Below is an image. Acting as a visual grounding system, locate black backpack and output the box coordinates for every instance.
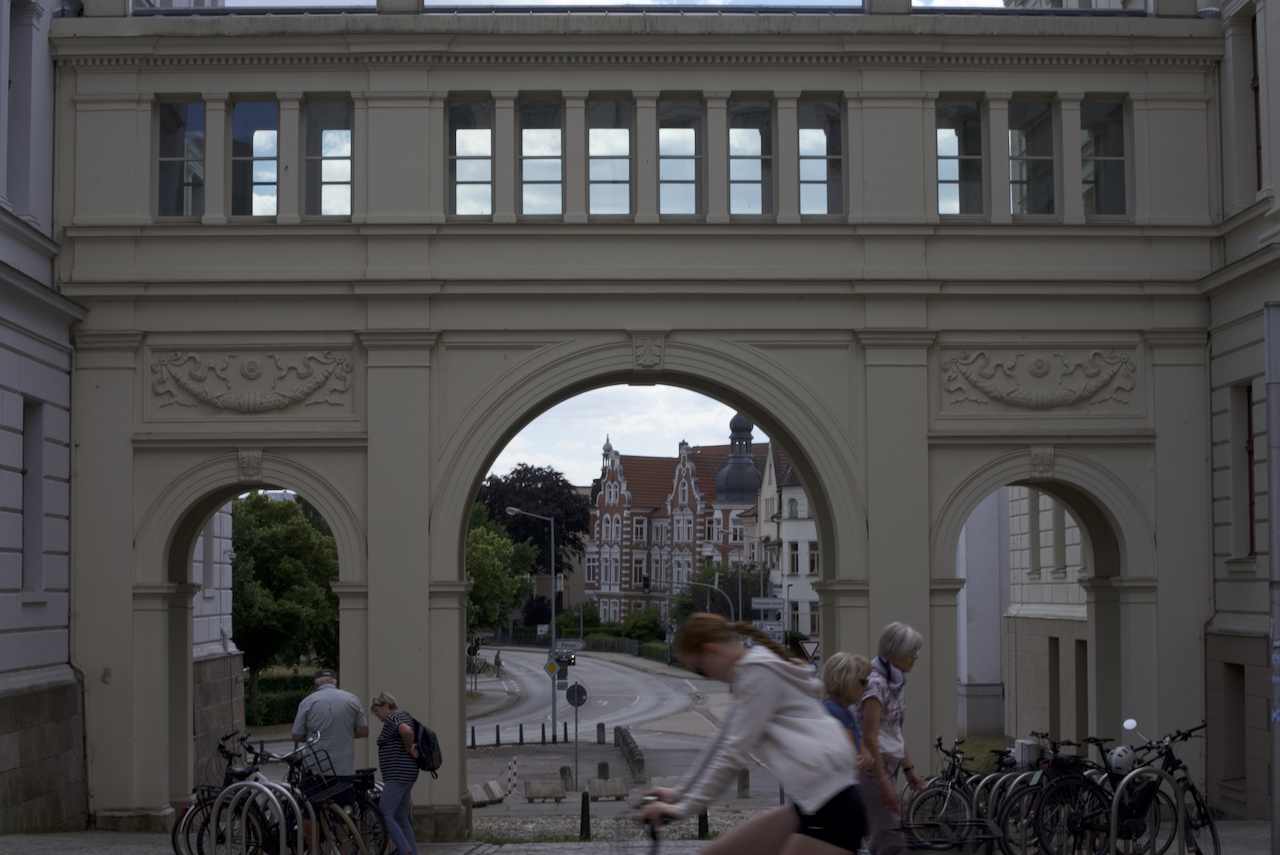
[410,717,442,779]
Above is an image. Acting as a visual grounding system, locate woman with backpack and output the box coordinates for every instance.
[637,613,867,855]
[370,692,420,855]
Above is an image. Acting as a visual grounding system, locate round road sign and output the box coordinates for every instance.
[566,683,588,707]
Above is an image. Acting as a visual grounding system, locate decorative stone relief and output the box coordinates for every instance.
[150,351,353,415]
[941,348,1138,413]
[1029,446,1054,481]
[632,336,665,370]
[239,450,263,483]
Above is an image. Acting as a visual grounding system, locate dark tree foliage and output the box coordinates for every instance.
[231,493,339,717]
[521,595,552,627]
[295,495,333,538]
[477,464,591,576]
[556,601,601,637]
[671,563,766,625]
[620,605,667,643]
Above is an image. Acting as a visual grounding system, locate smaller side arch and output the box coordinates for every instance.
[135,451,367,587]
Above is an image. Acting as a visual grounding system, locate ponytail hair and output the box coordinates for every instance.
[676,612,802,664]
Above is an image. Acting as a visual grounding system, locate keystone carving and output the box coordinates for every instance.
[942,349,1137,410]
[632,337,665,370]
[239,450,263,483]
[1029,446,1055,481]
[150,351,353,413]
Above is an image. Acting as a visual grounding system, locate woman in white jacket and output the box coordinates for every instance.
[638,613,867,855]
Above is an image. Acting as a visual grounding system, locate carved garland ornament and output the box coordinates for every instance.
[151,351,353,413]
[942,349,1137,410]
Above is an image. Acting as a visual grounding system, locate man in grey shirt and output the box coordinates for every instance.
[292,668,369,779]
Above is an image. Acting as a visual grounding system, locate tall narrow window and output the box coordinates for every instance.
[519,101,562,216]
[729,101,772,215]
[659,101,702,215]
[589,100,631,215]
[449,101,493,216]
[158,103,205,217]
[1231,384,1257,557]
[1252,17,1262,191]
[1081,102,1125,216]
[808,541,819,575]
[305,102,352,217]
[936,101,983,215]
[789,542,799,574]
[1009,101,1054,215]
[21,401,44,592]
[231,103,278,216]
[798,101,842,216]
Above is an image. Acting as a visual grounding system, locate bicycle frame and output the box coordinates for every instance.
[1108,767,1184,855]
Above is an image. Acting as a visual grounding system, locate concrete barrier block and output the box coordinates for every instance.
[587,778,630,801]
[467,784,492,807]
[524,780,567,803]
[483,781,506,803]
[647,776,680,789]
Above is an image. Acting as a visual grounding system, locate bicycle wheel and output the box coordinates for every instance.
[1180,782,1220,855]
[315,801,368,855]
[174,798,213,855]
[352,794,389,855]
[906,783,974,846]
[195,800,266,855]
[1128,786,1177,855]
[1035,778,1110,855]
[997,785,1043,855]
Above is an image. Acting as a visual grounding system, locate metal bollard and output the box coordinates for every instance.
[698,809,709,839]
[496,725,501,747]
[519,723,524,745]
[597,722,605,745]
[598,761,609,781]
[779,784,785,805]
[564,722,568,743]
[470,726,475,749]
[579,791,591,841]
[542,723,546,745]
[737,769,749,798]
[560,765,574,791]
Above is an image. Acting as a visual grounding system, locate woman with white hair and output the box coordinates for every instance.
[853,622,926,855]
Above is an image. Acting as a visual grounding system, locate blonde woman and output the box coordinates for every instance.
[819,653,873,776]
[370,692,420,855]
[853,622,927,855]
[638,613,867,855]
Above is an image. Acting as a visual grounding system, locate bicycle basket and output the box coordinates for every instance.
[297,749,351,804]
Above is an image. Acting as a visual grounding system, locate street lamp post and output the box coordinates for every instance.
[507,506,558,745]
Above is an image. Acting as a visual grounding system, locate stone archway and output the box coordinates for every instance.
[930,446,1158,744]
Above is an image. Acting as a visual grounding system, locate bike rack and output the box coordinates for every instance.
[211,781,286,855]
[1108,767,1185,855]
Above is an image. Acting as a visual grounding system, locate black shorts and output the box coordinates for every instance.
[792,785,867,853]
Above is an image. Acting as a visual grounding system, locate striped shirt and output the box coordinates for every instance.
[376,710,420,784]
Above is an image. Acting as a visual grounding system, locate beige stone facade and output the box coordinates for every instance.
[41,0,1277,834]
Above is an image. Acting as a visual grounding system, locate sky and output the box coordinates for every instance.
[486,384,769,487]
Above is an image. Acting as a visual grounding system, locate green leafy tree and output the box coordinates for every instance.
[556,601,601,637]
[465,503,533,636]
[477,464,591,579]
[620,605,667,643]
[231,493,339,718]
[671,564,765,625]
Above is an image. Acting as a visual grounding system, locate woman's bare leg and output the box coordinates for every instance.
[701,805,800,855]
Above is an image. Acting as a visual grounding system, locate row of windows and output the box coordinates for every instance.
[157,93,1127,221]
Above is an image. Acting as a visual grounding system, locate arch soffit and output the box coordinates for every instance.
[432,335,867,576]
[929,448,1155,582]
[135,452,367,587]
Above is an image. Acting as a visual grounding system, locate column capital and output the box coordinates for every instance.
[359,329,441,350]
[277,93,304,105]
[1055,92,1085,104]
[563,92,589,102]
[634,91,661,102]
[202,94,230,107]
[855,329,938,348]
[984,92,1012,103]
[492,92,519,103]
[774,92,802,103]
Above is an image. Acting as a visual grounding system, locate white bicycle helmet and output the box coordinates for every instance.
[1108,745,1137,775]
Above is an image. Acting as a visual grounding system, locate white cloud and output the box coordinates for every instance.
[487,384,769,487]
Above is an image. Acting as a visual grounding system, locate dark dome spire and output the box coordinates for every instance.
[715,413,762,503]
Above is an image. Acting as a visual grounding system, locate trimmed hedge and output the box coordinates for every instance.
[247,689,311,727]
[639,642,669,664]
[258,674,315,694]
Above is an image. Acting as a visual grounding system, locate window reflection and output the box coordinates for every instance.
[729,101,771,216]
[450,102,493,216]
[659,102,701,215]
[589,100,632,215]
[232,102,278,216]
[520,102,563,216]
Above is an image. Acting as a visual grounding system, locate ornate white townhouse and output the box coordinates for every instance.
[0,0,1265,837]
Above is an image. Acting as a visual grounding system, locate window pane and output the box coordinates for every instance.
[456,129,491,157]
[456,184,492,216]
[252,186,277,216]
[659,128,695,156]
[321,129,352,158]
[253,161,277,183]
[938,182,960,215]
[523,159,562,181]
[519,101,562,130]
[959,160,983,214]
[660,183,696,215]
[937,101,982,156]
[937,128,959,158]
[799,160,826,182]
[798,128,826,157]
[321,184,350,216]
[590,159,630,181]
[800,183,827,216]
[798,101,841,155]
[1081,102,1125,158]
[523,184,562,215]
[159,103,204,158]
[730,183,762,215]
[449,102,492,151]
[938,159,959,182]
[1009,101,1053,157]
[729,128,761,157]
[1011,158,1055,214]
[590,183,630,215]
[321,160,351,183]
[730,159,761,181]
[1087,160,1126,215]
[231,161,252,215]
[660,159,696,181]
[158,161,204,217]
[588,100,632,131]
[522,129,562,157]
[232,103,277,158]
[590,128,629,156]
[457,159,491,182]
[252,130,278,158]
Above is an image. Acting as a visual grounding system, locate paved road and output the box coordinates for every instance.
[466,648,719,744]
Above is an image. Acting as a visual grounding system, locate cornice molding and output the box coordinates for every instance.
[856,329,938,348]
[357,329,441,350]
[74,329,145,351]
[54,51,1218,72]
